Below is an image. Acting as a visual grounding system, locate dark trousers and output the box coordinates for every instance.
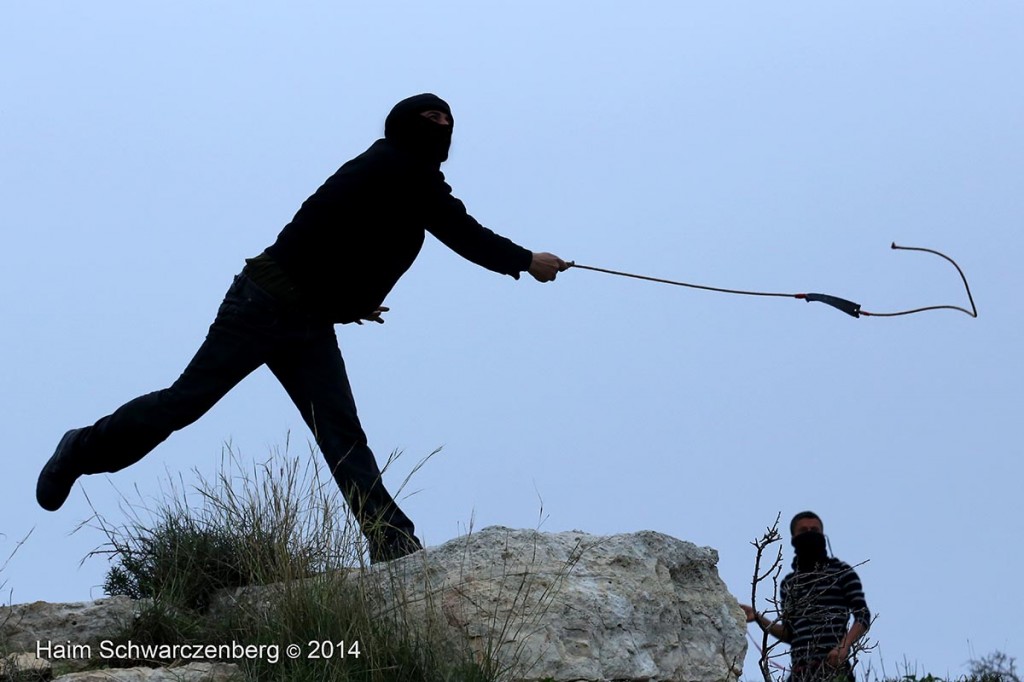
[75,274,416,545]
[789,661,855,682]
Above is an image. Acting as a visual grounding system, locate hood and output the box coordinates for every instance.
[384,93,454,165]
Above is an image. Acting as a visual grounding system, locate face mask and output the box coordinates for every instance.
[384,93,454,165]
[791,531,827,570]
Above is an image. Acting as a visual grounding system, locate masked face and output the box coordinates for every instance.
[384,93,454,164]
[791,531,828,571]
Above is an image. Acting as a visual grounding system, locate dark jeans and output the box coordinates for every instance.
[75,274,416,545]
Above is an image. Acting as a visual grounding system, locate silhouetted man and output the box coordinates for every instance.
[38,93,568,562]
[741,511,871,682]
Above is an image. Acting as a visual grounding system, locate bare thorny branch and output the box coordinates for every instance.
[749,513,786,682]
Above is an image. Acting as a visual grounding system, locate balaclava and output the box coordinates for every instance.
[384,93,454,165]
[791,532,828,571]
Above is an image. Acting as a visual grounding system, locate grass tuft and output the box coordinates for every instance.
[89,441,490,680]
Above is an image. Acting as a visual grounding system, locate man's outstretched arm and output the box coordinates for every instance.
[424,177,567,280]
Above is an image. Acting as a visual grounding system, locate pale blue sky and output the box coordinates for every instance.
[3,2,1021,677]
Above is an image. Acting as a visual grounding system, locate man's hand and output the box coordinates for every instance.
[355,306,389,324]
[739,604,757,623]
[826,645,849,667]
[528,252,569,282]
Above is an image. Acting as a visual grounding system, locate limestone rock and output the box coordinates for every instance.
[0,597,138,659]
[1,652,53,681]
[52,662,238,681]
[3,528,746,682]
[367,526,747,682]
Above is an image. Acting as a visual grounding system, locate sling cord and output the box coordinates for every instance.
[567,242,977,319]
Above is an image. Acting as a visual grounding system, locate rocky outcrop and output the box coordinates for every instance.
[362,527,746,682]
[1,597,139,656]
[2,528,746,682]
[0,597,239,681]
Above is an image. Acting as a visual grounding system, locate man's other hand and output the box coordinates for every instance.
[355,306,389,324]
[528,252,569,282]
[826,645,849,667]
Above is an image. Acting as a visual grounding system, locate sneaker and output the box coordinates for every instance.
[369,532,424,565]
[37,428,86,511]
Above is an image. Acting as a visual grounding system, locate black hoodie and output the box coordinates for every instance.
[263,94,533,324]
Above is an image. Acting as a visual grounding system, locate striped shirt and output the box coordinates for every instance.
[780,558,871,666]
